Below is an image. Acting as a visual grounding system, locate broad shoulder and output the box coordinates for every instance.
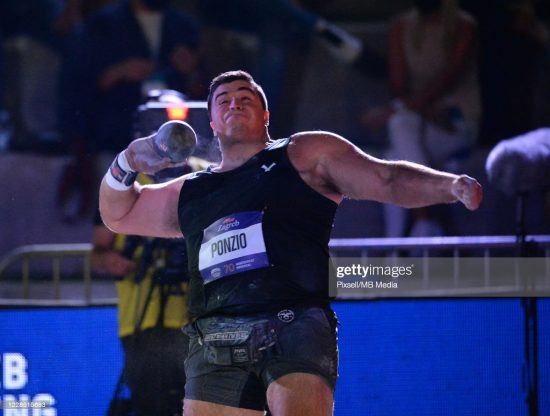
[288,130,352,162]
[288,130,349,149]
[287,130,356,178]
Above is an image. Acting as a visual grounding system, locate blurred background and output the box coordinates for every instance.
[1,0,549,252]
[0,0,550,415]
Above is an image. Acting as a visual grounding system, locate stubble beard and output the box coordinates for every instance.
[218,124,268,147]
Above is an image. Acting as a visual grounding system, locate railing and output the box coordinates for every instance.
[0,243,96,306]
[1,236,549,305]
[329,235,550,256]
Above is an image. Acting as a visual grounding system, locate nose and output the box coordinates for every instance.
[229,97,241,110]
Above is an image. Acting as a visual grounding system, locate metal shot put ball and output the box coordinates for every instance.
[153,120,197,162]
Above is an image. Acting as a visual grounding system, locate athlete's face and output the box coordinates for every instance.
[209,80,269,143]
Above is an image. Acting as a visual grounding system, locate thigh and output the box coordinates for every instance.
[183,399,263,416]
[262,307,339,391]
[266,373,333,416]
[183,323,267,411]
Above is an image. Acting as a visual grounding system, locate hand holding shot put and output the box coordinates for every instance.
[125,120,197,174]
[100,70,482,416]
[100,120,198,236]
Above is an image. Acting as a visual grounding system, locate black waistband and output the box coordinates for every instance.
[194,299,332,321]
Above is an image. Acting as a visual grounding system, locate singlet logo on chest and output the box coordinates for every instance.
[198,211,270,284]
[261,162,276,172]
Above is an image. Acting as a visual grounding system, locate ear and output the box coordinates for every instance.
[264,111,270,127]
[209,120,217,135]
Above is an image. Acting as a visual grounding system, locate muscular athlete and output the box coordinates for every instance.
[100,70,482,416]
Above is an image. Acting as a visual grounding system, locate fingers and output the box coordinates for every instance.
[452,175,483,210]
[125,122,197,174]
[126,136,169,174]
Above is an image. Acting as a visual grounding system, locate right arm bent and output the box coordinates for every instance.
[99,126,195,238]
[99,176,185,238]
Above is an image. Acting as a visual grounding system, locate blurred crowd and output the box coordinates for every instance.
[0,0,549,237]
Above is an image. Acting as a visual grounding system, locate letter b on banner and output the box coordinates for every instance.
[2,353,28,389]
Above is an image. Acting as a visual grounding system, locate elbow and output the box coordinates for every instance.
[98,204,127,234]
[99,213,121,234]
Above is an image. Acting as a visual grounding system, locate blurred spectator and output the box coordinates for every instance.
[0,1,114,153]
[57,0,205,220]
[362,0,481,237]
[91,88,212,415]
[51,0,115,38]
[196,0,386,136]
[92,162,211,415]
[0,0,67,150]
[92,209,191,416]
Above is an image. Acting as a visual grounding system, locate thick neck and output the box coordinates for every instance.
[215,137,268,172]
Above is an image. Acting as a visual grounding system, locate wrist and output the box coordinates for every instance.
[105,151,137,191]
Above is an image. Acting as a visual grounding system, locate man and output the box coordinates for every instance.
[363,0,481,238]
[99,70,482,415]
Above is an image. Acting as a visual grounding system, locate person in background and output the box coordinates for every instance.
[92,193,189,415]
[363,0,481,237]
[92,157,209,416]
[92,87,214,415]
[196,0,386,137]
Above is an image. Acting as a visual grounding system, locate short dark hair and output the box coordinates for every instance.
[207,70,268,117]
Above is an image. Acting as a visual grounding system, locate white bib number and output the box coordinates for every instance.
[199,211,270,284]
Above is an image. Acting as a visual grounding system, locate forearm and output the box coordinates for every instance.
[382,160,458,208]
[327,146,457,207]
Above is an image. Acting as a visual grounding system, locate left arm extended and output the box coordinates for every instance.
[289,132,482,209]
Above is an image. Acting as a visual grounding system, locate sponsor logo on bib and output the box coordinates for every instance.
[199,211,270,284]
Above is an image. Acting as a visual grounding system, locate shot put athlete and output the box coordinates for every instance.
[100,70,482,416]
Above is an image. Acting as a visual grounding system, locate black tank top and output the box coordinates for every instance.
[178,138,338,319]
